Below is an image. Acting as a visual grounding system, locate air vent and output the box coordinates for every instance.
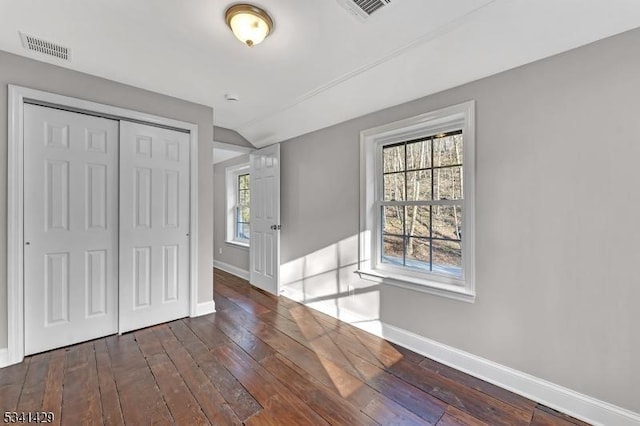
[337,0,392,20]
[20,32,70,61]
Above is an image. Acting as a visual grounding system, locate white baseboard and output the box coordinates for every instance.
[194,300,216,317]
[288,294,640,426]
[214,259,250,280]
[0,348,8,368]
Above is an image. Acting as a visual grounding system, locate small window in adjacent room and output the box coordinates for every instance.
[226,163,250,247]
[358,101,476,302]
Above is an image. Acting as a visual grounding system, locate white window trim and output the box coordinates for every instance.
[358,100,476,303]
[225,163,250,248]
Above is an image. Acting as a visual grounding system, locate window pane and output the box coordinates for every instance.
[238,206,250,223]
[383,206,404,235]
[384,172,405,201]
[406,237,431,270]
[239,189,250,206]
[237,223,250,240]
[382,235,404,265]
[432,240,462,278]
[405,206,430,237]
[433,134,463,167]
[406,170,432,200]
[383,144,405,173]
[434,166,462,200]
[432,205,462,241]
[406,140,431,170]
[239,174,250,190]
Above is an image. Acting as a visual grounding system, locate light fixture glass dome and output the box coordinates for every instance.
[225,4,273,47]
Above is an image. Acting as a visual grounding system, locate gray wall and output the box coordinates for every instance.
[214,126,254,148]
[279,28,640,413]
[213,154,251,271]
[0,50,214,349]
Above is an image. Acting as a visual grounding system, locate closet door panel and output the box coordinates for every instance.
[24,104,118,355]
[119,121,190,333]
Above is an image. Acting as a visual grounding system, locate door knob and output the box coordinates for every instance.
[270,225,281,230]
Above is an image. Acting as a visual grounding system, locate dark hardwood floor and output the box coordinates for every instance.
[0,268,590,425]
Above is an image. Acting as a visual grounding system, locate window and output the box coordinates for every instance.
[236,173,250,241]
[226,163,250,247]
[359,101,475,302]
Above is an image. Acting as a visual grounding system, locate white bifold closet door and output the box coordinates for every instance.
[118,121,190,333]
[24,105,191,356]
[24,104,119,355]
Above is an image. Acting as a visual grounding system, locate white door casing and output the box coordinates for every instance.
[118,121,191,333]
[249,144,280,295]
[23,105,119,355]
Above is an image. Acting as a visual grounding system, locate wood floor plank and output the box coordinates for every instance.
[530,407,579,426]
[214,289,245,312]
[0,357,30,412]
[532,406,591,426]
[184,315,233,349]
[344,350,448,424]
[174,320,262,421]
[258,307,372,379]
[212,343,330,425]
[419,356,537,413]
[17,351,51,412]
[105,334,174,425]
[60,342,102,425]
[387,356,532,426]
[215,281,271,316]
[257,310,319,350]
[437,406,489,426]
[216,307,368,398]
[271,352,380,412]
[201,310,276,362]
[217,271,295,322]
[389,341,426,365]
[94,339,125,426]
[214,345,327,425]
[260,354,377,425]
[214,293,363,380]
[146,352,209,425]
[243,394,318,426]
[363,393,437,425]
[41,348,66,426]
[155,324,243,425]
[244,410,284,426]
[134,327,210,425]
[133,327,165,358]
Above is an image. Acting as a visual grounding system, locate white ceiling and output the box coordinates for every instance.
[1,0,639,147]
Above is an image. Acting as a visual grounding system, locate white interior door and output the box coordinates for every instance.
[119,121,190,333]
[24,104,118,355]
[250,144,280,295]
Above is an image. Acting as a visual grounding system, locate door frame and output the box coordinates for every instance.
[6,85,200,366]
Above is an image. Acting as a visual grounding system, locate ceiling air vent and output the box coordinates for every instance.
[19,32,70,61]
[337,0,392,21]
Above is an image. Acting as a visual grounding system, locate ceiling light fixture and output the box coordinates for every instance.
[225,4,273,47]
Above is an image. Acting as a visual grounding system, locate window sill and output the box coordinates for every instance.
[354,269,475,303]
[225,240,250,250]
